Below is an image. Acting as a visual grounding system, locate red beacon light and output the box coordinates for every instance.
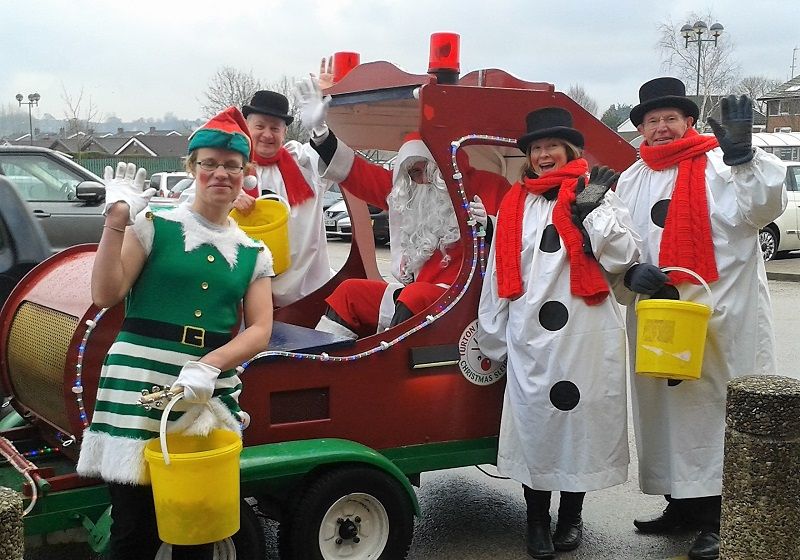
[428,32,460,84]
[332,51,361,83]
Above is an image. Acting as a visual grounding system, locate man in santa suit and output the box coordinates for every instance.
[233,90,336,307]
[294,78,510,337]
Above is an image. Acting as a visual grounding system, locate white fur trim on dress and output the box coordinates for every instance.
[77,430,152,485]
[157,205,263,269]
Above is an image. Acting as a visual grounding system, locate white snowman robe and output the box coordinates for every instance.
[477,190,641,492]
[249,141,336,307]
[614,147,787,498]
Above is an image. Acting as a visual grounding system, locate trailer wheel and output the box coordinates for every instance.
[153,499,265,560]
[287,466,414,559]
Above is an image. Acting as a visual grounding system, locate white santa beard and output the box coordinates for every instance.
[392,179,460,279]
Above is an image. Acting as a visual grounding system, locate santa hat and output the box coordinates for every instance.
[188,107,252,160]
[392,131,435,185]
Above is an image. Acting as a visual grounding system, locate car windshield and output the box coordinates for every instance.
[166,175,189,189]
[0,153,87,201]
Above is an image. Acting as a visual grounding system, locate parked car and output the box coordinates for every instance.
[168,177,195,198]
[324,199,390,245]
[323,183,344,210]
[760,161,800,260]
[0,146,106,253]
[148,171,190,196]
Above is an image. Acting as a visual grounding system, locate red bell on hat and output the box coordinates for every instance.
[333,51,361,83]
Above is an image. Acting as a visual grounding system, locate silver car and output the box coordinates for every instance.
[0,146,106,252]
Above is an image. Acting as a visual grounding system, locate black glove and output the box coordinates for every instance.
[707,95,754,166]
[573,166,620,224]
[624,264,668,295]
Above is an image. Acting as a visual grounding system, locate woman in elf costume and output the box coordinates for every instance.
[77,107,274,560]
[477,107,640,559]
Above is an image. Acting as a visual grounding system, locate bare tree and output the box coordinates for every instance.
[200,67,264,118]
[61,84,100,136]
[199,68,309,142]
[657,12,740,126]
[736,75,783,113]
[567,85,598,116]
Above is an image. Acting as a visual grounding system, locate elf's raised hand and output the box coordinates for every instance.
[103,162,155,225]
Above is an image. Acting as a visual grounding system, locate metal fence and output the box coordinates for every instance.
[75,156,185,177]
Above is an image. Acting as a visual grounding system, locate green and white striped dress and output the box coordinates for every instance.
[77,205,273,484]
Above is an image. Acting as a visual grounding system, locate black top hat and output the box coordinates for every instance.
[517,107,585,153]
[629,77,699,127]
[242,90,294,124]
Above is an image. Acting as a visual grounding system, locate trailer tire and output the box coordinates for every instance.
[230,498,266,559]
[288,466,414,559]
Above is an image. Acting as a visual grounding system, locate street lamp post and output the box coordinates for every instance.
[680,21,724,98]
[15,92,41,145]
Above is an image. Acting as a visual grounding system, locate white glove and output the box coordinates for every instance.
[295,76,331,140]
[103,162,156,225]
[469,195,488,228]
[173,361,221,404]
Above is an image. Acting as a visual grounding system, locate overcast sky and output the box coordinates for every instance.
[3,0,798,123]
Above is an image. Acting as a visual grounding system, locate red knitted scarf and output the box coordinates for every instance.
[639,128,720,285]
[495,158,609,305]
[251,147,314,207]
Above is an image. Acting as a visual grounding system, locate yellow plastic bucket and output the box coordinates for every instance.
[635,267,713,381]
[230,194,291,274]
[144,426,242,545]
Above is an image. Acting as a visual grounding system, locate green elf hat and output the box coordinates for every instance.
[188,106,252,160]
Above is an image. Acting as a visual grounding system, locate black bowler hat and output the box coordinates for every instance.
[242,90,294,124]
[629,77,699,127]
[517,107,585,154]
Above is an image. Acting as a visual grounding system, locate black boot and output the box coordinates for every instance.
[389,301,414,327]
[523,486,554,559]
[634,495,695,534]
[553,491,584,551]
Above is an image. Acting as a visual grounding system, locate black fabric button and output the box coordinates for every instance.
[550,381,580,411]
[652,284,680,300]
[539,224,561,253]
[650,199,671,228]
[539,301,569,331]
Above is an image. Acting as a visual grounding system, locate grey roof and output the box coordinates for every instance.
[759,76,800,101]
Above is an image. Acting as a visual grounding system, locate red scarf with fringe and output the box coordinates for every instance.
[249,147,314,207]
[495,158,609,305]
[639,128,720,285]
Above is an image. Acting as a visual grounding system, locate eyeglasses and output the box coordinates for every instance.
[642,115,684,130]
[196,160,244,175]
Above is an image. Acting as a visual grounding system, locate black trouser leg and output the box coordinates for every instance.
[389,301,414,327]
[107,483,162,560]
[671,495,721,531]
[557,491,585,525]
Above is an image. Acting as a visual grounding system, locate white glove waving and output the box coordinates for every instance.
[469,195,488,228]
[295,76,331,140]
[173,361,221,404]
[103,162,155,225]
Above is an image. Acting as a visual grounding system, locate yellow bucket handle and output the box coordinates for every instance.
[635,266,714,309]
[159,392,185,466]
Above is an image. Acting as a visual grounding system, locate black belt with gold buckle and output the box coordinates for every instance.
[121,318,231,349]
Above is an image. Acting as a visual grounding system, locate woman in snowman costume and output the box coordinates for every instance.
[477,107,640,559]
